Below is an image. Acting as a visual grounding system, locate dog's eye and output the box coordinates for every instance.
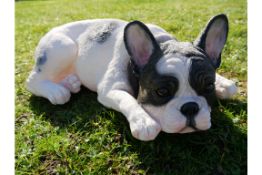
[205,83,215,93]
[156,87,170,97]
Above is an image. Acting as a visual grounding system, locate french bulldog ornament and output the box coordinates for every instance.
[26,14,237,141]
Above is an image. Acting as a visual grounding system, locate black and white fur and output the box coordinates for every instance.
[26,14,237,141]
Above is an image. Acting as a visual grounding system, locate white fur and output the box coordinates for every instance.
[26,19,237,141]
[215,73,238,99]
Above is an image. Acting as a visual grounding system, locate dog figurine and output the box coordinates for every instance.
[26,14,237,141]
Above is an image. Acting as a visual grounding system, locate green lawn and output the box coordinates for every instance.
[15,0,247,174]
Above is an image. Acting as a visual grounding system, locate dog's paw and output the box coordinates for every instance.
[60,74,81,93]
[46,84,71,105]
[129,111,161,141]
[215,79,238,99]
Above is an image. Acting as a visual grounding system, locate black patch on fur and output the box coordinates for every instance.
[127,44,179,106]
[137,65,179,106]
[88,22,117,44]
[35,52,47,73]
[127,41,179,106]
[124,21,180,106]
[36,52,47,66]
[124,20,179,105]
[127,59,140,98]
[189,58,217,106]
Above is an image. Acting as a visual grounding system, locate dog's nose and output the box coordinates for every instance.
[180,102,199,118]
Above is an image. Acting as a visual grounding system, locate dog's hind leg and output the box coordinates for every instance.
[26,33,81,104]
[215,73,238,99]
[59,74,81,93]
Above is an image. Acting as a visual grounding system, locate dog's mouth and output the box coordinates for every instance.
[179,126,195,133]
[178,126,205,133]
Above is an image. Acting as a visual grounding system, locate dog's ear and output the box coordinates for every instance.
[124,21,161,70]
[194,14,229,69]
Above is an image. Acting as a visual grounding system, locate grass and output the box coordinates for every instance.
[15,0,247,174]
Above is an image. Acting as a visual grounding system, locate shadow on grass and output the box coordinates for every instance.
[124,99,247,174]
[29,86,105,127]
[29,89,247,175]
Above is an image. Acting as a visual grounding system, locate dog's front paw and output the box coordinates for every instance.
[215,79,238,99]
[129,112,161,141]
